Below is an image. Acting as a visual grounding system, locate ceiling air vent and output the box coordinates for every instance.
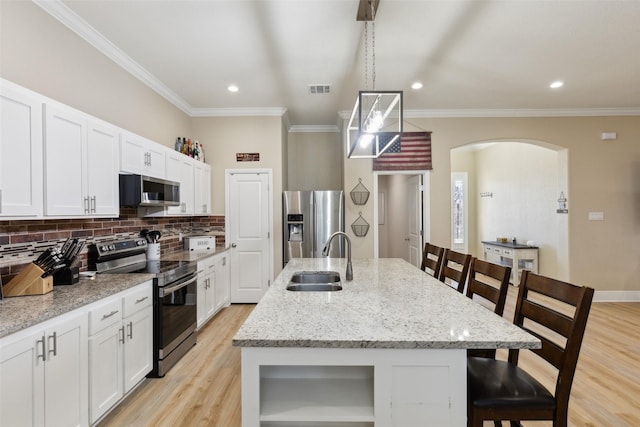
[309,84,331,94]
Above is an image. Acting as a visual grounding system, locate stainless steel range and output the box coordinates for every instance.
[88,238,197,377]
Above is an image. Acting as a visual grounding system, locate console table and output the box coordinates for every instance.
[482,241,539,285]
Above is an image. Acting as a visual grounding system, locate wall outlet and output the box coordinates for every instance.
[589,212,604,221]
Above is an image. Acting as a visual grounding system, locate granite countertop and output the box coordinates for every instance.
[233,258,540,350]
[0,273,155,339]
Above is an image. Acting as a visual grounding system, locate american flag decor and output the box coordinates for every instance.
[373,132,432,171]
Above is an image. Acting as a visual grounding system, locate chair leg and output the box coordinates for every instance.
[494,421,503,427]
[509,422,522,427]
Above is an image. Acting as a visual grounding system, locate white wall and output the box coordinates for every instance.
[462,142,560,277]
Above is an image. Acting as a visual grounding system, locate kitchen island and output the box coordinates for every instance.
[233,258,539,427]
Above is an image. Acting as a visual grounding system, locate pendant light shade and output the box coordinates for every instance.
[347,90,403,158]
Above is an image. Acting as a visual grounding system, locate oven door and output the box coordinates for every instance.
[157,272,197,359]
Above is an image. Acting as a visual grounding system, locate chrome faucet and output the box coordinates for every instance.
[322,231,353,281]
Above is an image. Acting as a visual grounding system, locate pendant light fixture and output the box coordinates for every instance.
[347,0,403,159]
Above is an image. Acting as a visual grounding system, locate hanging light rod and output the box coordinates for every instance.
[357,0,380,21]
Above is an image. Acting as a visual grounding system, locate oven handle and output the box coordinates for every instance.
[160,274,198,297]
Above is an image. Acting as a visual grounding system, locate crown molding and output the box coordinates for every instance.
[289,125,340,133]
[339,107,640,119]
[190,107,287,118]
[34,0,193,115]
[404,108,640,118]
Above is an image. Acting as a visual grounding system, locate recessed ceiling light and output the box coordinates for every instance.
[549,81,564,89]
[227,85,239,93]
[411,82,423,90]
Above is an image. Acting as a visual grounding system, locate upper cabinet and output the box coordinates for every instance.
[194,162,211,216]
[120,131,167,179]
[166,150,195,215]
[0,82,43,218]
[43,103,119,217]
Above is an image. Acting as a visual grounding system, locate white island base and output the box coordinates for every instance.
[241,346,466,427]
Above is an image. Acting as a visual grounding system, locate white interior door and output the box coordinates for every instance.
[226,170,272,303]
[406,175,423,268]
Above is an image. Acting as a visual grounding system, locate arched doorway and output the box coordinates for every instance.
[451,139,569,280]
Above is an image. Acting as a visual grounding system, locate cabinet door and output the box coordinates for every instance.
[119,131,146,175]
[196,272,207,328]
[43,104,87,216]
[86,120,119,216]
[145,143,166,179]
[89,323,123,424]
[123,307,153,393]
[43,311,88,427]
[0,83,43,217]
[166,152,194,215]
[193,163,211,215]
[0,330,45,427]
[214,255,230,311]
[202,164,211,215]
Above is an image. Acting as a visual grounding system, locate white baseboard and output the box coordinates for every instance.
[594,290,640,302]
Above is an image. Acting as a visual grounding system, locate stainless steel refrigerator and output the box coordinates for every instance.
[283,191,345,265]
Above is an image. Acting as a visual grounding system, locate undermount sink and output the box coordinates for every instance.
[286,271,343,291]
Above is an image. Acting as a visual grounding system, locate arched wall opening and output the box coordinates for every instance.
[451,139,569,281]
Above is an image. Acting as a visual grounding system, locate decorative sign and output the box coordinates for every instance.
[236,153,260,162]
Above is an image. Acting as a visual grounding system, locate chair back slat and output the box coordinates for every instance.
[421,243,444,278]
[438,249,472,293]
[519,299,575,339]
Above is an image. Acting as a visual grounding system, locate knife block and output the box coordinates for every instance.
[3,264,54,297]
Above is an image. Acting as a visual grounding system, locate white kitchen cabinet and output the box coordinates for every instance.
[165,150,195,215]
[88,282,153,424]
[43,103,119,217]
[196,252,230,329]
[0,309,88,427]
[194,161,211,215]
[0,81,43,218]
[214,253,230,312]
[196,256,216,329]
[120,131,166,179]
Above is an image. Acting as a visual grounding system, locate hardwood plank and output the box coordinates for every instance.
[99,289,640,427]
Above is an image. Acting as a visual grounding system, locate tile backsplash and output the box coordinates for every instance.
[0,209,224,283]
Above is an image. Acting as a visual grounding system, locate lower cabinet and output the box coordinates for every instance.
[88,282,153,424]
[0,309,88,427]
[197,256,217,328]
[197,252,231,329]
[242,347,467,427]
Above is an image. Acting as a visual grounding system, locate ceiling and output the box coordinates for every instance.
[42,0,640,130]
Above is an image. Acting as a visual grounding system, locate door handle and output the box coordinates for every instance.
[231,243,237,248]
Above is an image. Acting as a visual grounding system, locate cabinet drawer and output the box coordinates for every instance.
[502,249,512,256]
[89,298,122,335]
[123,285,152,318]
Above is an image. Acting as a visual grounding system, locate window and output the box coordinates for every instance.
[451,172,468,253]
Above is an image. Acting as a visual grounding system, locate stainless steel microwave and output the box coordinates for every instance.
[119,175,180,207]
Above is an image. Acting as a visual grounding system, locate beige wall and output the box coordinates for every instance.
[191,116,286,273]
[393,117,640,292]
[287,131,342,191]
[0,1,191,145]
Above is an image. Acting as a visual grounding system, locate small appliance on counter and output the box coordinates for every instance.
[184,235,216,252]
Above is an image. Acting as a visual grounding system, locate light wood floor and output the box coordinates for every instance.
[99,288,640,427]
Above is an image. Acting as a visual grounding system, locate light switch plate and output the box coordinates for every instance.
[589,212,604,221]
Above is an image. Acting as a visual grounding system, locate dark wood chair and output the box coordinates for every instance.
[420,243,444,278]
[438,248,471,293]
[466,258,511,358]
[467,270,595,427]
